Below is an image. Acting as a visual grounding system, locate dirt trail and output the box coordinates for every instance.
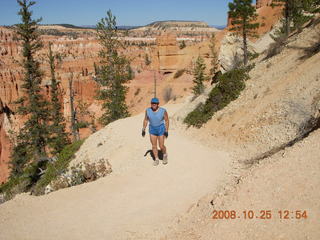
[0,103,231,240]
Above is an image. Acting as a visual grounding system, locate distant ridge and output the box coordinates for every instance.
[210,25,226,30]
[1,22,224,31]
[146,20,210,28]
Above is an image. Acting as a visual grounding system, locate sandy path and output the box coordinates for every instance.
[0,104,231,240]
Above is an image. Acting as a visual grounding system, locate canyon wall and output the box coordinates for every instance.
[227,1,283,36]
[0,27,102,184]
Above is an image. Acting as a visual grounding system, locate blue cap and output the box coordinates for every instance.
[151,97,159,103]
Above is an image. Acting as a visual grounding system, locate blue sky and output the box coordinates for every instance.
[0,0,240,26]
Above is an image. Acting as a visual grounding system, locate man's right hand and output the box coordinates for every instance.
[142,129,146,137]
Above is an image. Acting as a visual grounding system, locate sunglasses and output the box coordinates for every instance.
[151,102,159,105]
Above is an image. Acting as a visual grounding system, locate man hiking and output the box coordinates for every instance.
[142,97,169,166]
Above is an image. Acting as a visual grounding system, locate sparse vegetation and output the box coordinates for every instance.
[32,139,85,195]
[174,69,185,79]
[37,29,81,39]
[184,68,249,128]
[0,139,84,199]
[249,51,260,60]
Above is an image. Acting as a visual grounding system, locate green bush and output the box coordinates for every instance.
[0,139,85,200]
[75,121,89,129]
[0,160,47,201]
[32,139,85,195]
[184,68,248,128]
[249,52,260,60]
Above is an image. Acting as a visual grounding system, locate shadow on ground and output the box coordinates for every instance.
[144,149,164,161]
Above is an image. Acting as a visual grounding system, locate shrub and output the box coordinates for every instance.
[174,69,185,79]
[184,68,248,128]
[75,121,89,129]
[0,159,48,201]
[249,52,259,60]
[32,139,85,195]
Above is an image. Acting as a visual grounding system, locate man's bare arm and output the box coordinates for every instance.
[143,111,148,130]
[164,111,169,132]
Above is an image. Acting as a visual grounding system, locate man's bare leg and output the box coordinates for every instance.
[158,135,167,154]
[158,135,168,164]
[150,134,159,165]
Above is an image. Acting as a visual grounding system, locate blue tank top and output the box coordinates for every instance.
[146,107,166,127]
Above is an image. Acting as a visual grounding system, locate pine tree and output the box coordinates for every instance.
[209,33,218,76]
[228,0,260,66]
[95,10,132,126]
[47,42,69,154]
[192,56,206,96]
[272,0,318,36]
[10,0,50,176]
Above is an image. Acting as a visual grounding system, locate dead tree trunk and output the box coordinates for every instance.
[68,72,80,141]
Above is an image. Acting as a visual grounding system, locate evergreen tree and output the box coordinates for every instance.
[272,0,294,37]
[192,56,206,96]
[209,33,218,76]
[95,10,132,126]
[10,0,50,176]
[48,42,69,154]
[228,0,260,66]
[272,0,319,36]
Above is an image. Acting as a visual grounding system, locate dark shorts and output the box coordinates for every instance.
[149,123,166,136]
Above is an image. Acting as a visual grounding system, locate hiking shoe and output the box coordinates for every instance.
[153,159,159,166]
[163,154,168,165]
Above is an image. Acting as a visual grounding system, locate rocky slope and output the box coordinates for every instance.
[187,18,320,162]
[162,17,320,239]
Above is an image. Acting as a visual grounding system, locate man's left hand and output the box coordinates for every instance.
[164,131,168,138]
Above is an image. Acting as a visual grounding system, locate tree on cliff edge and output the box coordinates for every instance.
[95,10,133,126]
[10,0,50,176]
[228,0,260,66]
[272,0,319,37]
[209,33,218,76]
[192,56,206,96]
[48,42,70,154]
